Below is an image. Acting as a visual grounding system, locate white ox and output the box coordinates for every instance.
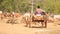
[22,13,31,27]
[54,15,60,25]
[54,15,60,19]
[48,15,60,22]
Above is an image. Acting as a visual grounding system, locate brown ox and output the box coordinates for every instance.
[23,13,47,28]
[5,13,11,17]
[14,13,20,18]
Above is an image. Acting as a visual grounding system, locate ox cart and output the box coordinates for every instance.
[24,13,47,28]
[31,14,47,28]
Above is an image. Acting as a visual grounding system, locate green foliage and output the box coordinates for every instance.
[0,0,60,14]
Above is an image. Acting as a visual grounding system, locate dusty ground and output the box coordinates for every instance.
[0,16,60,34]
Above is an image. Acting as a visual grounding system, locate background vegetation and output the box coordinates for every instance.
[0,0,60,14]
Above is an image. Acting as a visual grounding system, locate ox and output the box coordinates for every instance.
[13,13,20,18]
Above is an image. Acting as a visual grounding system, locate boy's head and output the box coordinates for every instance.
[37,6,40,8]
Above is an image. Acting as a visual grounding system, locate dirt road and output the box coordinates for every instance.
[0,17,60,34]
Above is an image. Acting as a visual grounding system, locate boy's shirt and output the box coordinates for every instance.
[35,9,46,16]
